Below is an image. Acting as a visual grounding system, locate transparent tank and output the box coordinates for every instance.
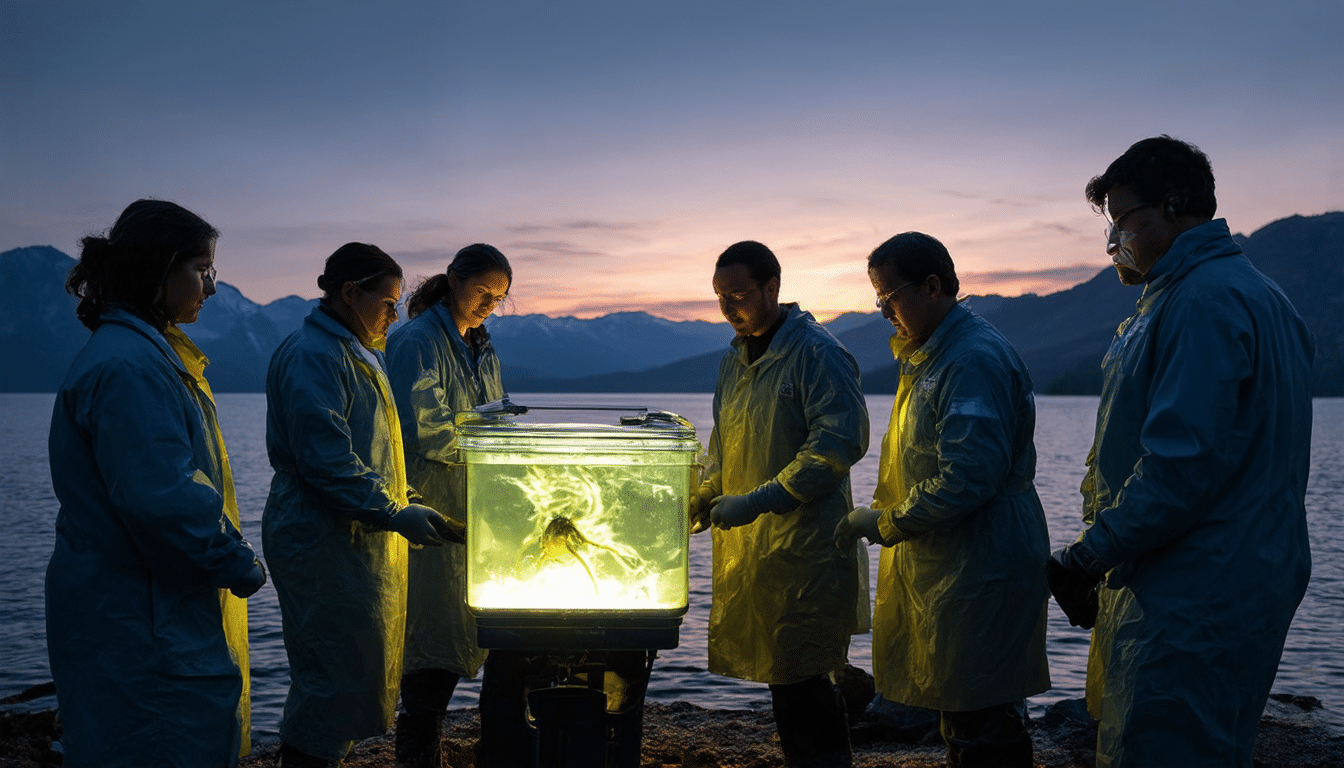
[452,403,701,649]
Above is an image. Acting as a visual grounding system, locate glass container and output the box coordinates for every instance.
[453,404,700,650]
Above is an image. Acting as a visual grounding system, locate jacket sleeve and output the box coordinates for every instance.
[775,340,869,503]
[270,342,402,527]
[88,359,258,587]
[1079,288,1255,568]
[387,327,459,464]
[878,349,1020,541]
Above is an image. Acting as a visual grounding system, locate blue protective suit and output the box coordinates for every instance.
[1074,220,1314,768]
[262,305,411,760]
[386,302,505,677]
[46,308,259,768]
[870,303,1051,712]
[706,303,870,685]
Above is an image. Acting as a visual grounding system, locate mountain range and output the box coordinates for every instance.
[2,211,1341,395]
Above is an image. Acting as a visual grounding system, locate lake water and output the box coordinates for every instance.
[2,392,1341,737]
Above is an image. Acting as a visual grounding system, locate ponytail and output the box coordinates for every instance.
[406,273,453,319]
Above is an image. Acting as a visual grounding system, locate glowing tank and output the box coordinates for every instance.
[452,402,701,650]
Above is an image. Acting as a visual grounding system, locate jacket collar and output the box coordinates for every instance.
[162,326,210,383]
[426,301,494,359]
[311,302,361,342]
[1144,218,1239,294]
[730,302,812,365]
[890,301,971,367]
[100,306,189,376]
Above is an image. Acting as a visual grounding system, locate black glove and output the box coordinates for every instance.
[1046,544,1105,629]
[389,503,458,547]
[230,557,267,598]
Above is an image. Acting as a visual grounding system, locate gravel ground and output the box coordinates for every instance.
[3,694,1340,767]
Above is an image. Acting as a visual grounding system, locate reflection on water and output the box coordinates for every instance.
[2,393,1342,735]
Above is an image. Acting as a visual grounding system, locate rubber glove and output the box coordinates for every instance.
[434,513,467,545]
[709,495,761,530]
[1046,542,1107,629]
[688,481,718,535]
[230,557,267,598]
[834,506,883,549]
[388,503,457,547]
[710,481,795,530]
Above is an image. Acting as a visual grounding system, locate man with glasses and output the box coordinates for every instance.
[834,232,1050,768]
[693,240,869,768]
[1048,136,1315,767]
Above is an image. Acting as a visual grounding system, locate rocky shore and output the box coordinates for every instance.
[3,693,1340,768]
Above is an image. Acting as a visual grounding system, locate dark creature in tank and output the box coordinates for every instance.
[507,466,647,594]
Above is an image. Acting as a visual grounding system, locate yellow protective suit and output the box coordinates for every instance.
[870,303,1050,712]
[262,305,411,761]
[164,326,253,756]
[386,302,504,677]
[707,303,870,685]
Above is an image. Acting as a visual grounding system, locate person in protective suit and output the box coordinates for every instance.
[46,199,267,768]
[1048,136,1315,767]
[694,240,870,768]
[262,243,462,767]
[834,232,1050,768]
[385,243,510,767]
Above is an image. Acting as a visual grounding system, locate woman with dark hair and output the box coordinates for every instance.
[46,198,267,768]
[385,243,511,768]
[262,243,461,767]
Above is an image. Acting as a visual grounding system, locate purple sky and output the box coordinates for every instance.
[3,1,1341,321]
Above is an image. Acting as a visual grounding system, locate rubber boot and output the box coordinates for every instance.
[941,703,1034,768]
[946,733,1034,768]
[397,668,460,768]
[278,742,340,768]
[395,711,445,768]
[769,675,853,768]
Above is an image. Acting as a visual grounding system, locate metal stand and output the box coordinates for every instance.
[528,685,608,768]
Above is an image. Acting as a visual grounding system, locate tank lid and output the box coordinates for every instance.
[454,399,699,444]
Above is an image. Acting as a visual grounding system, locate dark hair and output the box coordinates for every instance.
[316,242,403,299]
[715,240,781,286]
[66,199,220,330]
[406,243,513,319]
[867,232,960,297]
[1085,135,1217,219]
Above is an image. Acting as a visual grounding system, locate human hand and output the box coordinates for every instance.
[834,506,882,549]
[389,503,456,547]
[230,558,267,598]
[709,494,765,530]
[688,482,718,535]
[1046,544,1106,629]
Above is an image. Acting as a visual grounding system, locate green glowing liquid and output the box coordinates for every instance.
[465,452,693,613]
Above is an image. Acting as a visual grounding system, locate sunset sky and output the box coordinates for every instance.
[3,1,1341,321]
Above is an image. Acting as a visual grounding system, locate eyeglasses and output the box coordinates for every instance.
[875,280,919,310]
[1103,203,1153,241]
[202,266,217,283]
